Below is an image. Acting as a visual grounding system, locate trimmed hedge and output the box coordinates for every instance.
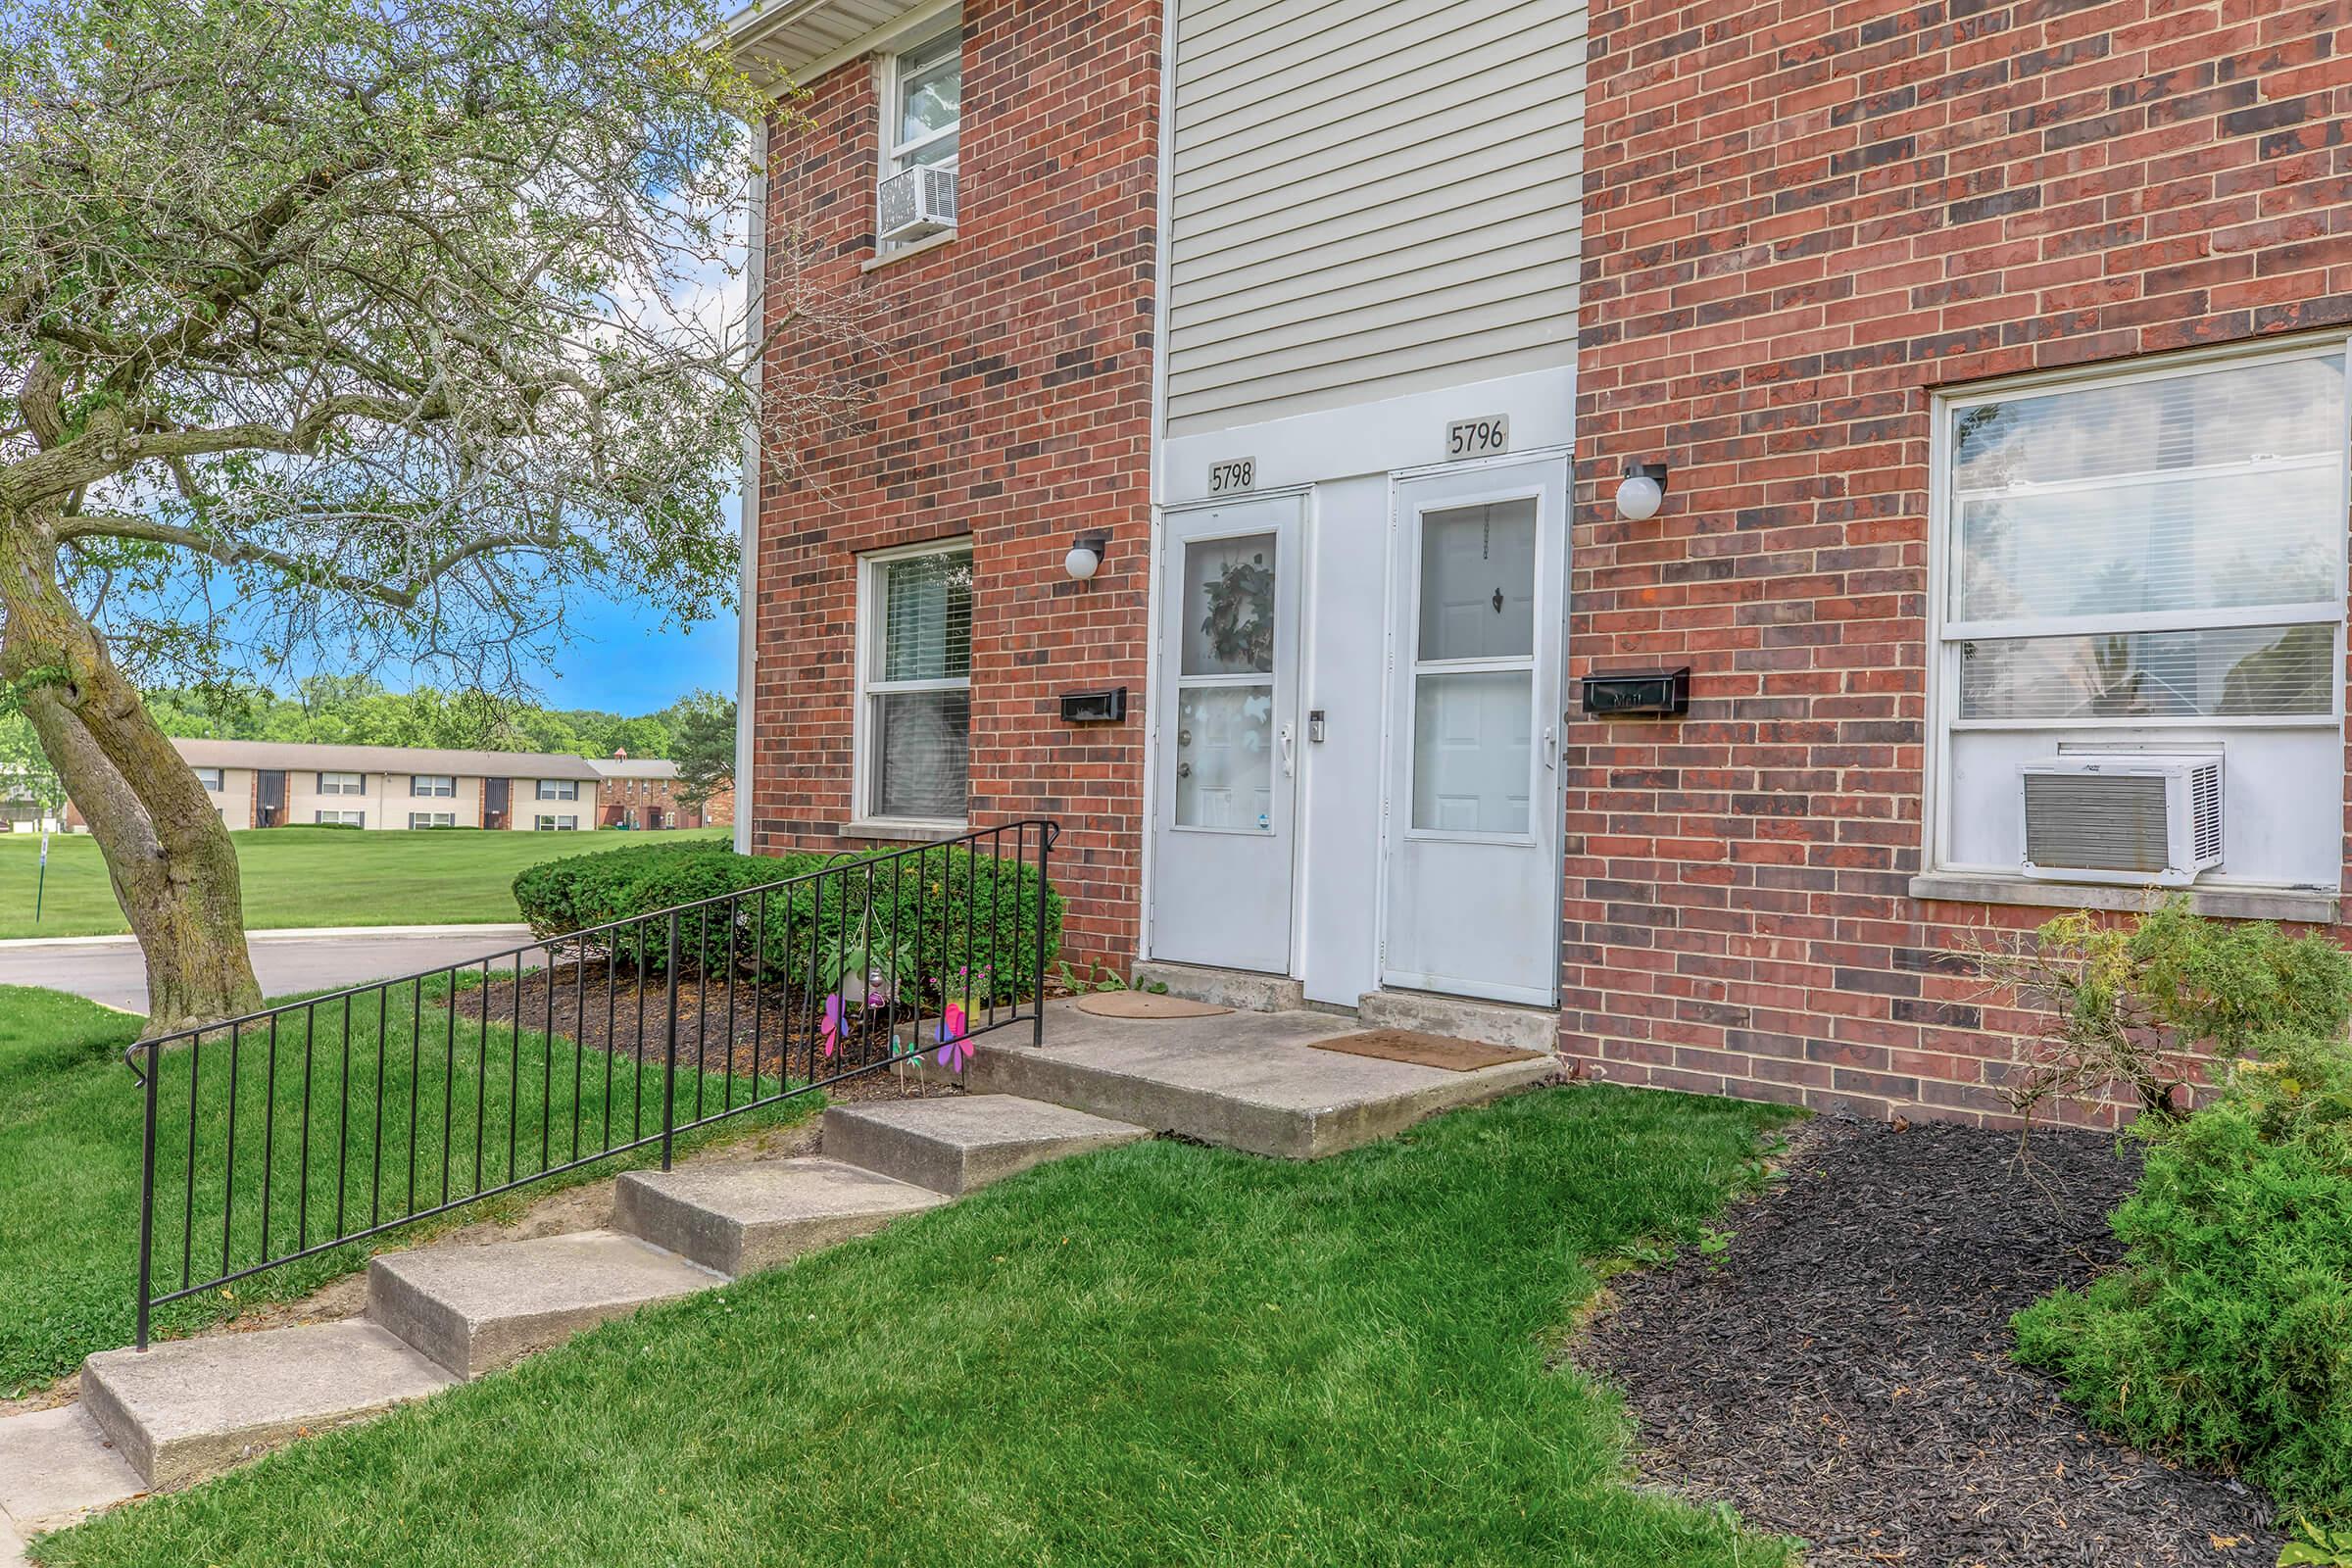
[512,839,1062,1006]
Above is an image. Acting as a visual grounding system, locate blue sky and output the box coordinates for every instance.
[541,593,737,713]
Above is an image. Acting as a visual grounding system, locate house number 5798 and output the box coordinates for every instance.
[1207,458,1255,495]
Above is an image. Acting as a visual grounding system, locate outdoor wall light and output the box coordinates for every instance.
[1064,531,1110,581]
[1614,463,1670,522]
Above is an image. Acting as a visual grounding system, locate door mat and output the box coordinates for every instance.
[1073,992,1232,1019]
[1311,1029,1545,1073]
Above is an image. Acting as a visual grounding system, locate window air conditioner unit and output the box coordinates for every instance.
[878,164,956,244]
[2018,753,2224,888]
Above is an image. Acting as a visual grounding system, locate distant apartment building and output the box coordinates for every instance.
[47,738,710,834]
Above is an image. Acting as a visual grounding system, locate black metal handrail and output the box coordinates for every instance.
[127,819,1060,1348]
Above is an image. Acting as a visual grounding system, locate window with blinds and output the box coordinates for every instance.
[1942,348,2347,726]
[860,542,973,822]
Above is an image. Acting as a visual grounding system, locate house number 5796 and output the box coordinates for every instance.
[1446,416,1508,459]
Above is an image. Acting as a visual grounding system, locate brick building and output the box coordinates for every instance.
[729,0,2351,1125]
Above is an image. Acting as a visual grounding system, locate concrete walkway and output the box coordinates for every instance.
[0,997,1557,1555]
[0,924,533,1015]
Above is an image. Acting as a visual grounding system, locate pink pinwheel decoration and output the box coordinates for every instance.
[934,1004,972,1071]
[819,993,845,1059]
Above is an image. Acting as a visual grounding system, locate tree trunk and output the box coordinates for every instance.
[0,509,261,1033]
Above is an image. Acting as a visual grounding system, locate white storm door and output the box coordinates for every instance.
[1382,461,1569,1004]
[1149,496,1301,973]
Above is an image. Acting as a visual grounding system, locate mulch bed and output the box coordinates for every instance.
[444,958,994,1104]
[1578,1119,2280,1568]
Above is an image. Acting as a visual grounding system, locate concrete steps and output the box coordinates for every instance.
[65,1095,1145,1497]
[615,1156,948,1275]
[368,1229,722,1381]
[43,1008,1552,1514]
[79,1321,455,1493]
[821,1096,1149,1195]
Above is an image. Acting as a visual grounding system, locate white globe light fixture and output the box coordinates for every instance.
[1063,531,1110,581]
[1614,463,1669,522]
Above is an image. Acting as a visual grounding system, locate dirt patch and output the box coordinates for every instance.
[447,959,981,1104]
[1579,1118,2279,1567]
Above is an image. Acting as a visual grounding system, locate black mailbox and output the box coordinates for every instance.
[1581,666,1690,717]
[1059,687,1128,724]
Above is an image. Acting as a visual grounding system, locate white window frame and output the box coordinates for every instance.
[318,770,366,796]
[314,808,366,827]
[192,766,223,792]
[1925,332,2352,878]
[534,813,579,832]
[412,774,456,798]
[884,22,959,176]
[535,779,578,801]
[854,536,973,828]
[409,811,457,829]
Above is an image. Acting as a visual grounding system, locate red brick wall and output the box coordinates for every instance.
[1567,0,2352,1124]
[747,0,1160,966]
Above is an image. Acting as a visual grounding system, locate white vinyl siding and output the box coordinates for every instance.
[1164,0,1587,435]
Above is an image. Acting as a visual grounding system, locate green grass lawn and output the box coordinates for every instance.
[0,984,795,1396]
[0,824,727,939]
[37,1087,1798,1568]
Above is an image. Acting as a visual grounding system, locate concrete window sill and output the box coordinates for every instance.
[859,230,956,272]
[840,818,970,844]
[1908,871,2339,925]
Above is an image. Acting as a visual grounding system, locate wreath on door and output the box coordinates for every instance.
[1200,554,1275,670]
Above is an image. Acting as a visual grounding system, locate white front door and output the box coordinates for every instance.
[1381,459,1569,1004]
[1149,495,1302,973]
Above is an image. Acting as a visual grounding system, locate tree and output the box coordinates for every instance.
[0,0,845,1031]
[666,690,733,813]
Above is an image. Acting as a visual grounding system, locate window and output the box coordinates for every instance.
[535,779,578,801]
[318,771,365,796]
[192,767,223,792]
[534,813,578,832]
[410,811,456,829]
[877,20,959,249]
[412,774,456,798]
[1933,341,2349,885]
[314,809,365,827]
[858,541,972,823]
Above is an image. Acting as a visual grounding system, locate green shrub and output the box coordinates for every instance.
[512,839,1063,1006]
[2014,1026,2352,1525]
[1979,898,2352,1122]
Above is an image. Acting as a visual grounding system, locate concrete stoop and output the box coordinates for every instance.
[1354,989,1561,1054]
[967,1002,1560,1158]
[1130,960,1305,1013]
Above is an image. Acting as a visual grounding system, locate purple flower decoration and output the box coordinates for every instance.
[819,993,844,1059]
[934,1004,972,1072]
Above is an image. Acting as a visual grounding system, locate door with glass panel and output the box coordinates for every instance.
[1150,497,1300,973]
[1382,461,1569,1004]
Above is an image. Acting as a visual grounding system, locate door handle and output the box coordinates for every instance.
[1279,723,1296,776]
[1543,724,1557,770]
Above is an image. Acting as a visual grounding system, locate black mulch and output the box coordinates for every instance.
[444,959,1000,1104]
[1578,1119,2280,1568]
